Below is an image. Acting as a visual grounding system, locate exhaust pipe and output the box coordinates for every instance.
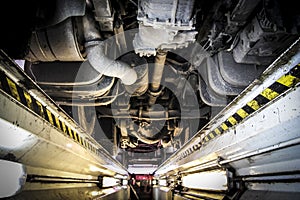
[83,14,137,85]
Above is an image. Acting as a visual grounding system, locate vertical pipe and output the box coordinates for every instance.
[149,50,167,105]
[151,50,167,91]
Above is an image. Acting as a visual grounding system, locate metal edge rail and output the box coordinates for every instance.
[0,49,127,176]
[154,37,300,176]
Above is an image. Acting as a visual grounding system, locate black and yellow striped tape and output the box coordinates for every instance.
[178,64,300,160]
[0,70,98,154]
[202,64,300,144]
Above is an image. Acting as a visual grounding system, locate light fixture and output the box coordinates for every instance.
[103,177,119,187]
[0,160,26,198]
[181,170,228,191]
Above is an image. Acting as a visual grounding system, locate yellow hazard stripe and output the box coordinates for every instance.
[236,108,249,119]
[214,128,221,135]
[247,100,260,111]
[61,121,67,134]
[46,109,54,125]
[221,123,229,131]
[276,74,298,87]
[228,116,237,126]
[54,116,61,129]
[260,88,279,101]
[74,131,79,142]
[83,139,87,147]
[204,136,209,142]
[23,91,33,109]
[67,126,74,138]
[6,77,21,101]
[36,101,45,118]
